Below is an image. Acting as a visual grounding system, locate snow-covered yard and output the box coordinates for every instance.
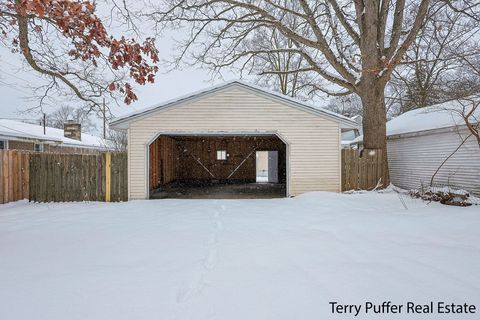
[1,191,479,320]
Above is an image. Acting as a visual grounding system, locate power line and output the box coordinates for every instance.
[0,117,40,121]
[1,70,37,84]
[0,80,33,95]
[0,58,24,69]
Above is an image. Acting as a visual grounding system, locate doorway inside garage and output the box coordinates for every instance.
[256,151,279,183]
[148,134,287,199]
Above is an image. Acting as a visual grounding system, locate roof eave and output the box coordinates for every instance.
[110,81,358,129]
[388,123,473,140]
[350,123,475,144]
[0,133,63,143]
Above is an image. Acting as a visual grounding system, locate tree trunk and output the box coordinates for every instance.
[359,81,390,186]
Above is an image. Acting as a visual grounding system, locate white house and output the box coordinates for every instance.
[351,99,480,195]
[341,115,362,148]
[0,119,108,153]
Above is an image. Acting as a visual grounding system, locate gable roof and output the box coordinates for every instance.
[0,119,108,149]
[110,81,358,130]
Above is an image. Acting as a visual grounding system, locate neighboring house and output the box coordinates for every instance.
[0,119,109,153]
[351,100,480,195]
[350,115,363,132]
[341,115,362,148]
[110,81,357,200]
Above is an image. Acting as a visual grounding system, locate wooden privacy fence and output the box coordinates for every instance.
[0,150,30,204]
[29,152,128,203]
[341,149,388,191]
[2,149,388,203]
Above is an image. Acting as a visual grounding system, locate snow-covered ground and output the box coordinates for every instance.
[1,191,479,320]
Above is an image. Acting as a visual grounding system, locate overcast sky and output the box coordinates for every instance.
[0,36,236,122]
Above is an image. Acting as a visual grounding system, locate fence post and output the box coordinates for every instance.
[105,152,111,202]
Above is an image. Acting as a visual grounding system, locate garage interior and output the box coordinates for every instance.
[148,134,287,199]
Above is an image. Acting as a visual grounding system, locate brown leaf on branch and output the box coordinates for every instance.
[0,0,159,108]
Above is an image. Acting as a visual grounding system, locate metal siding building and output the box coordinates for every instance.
[388,127,480,195]
[351,101,480,195]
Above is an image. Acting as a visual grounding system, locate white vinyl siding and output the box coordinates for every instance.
[388,128,480,195]
[127,86,341,199]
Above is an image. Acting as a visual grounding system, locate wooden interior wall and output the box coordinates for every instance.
[149,136,178,189]
[149,135,287,189]
[175,136,286,182]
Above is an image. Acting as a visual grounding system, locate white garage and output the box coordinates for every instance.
[110,81,357,199]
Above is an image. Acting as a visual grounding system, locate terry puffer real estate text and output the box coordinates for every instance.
[329,301,476,317]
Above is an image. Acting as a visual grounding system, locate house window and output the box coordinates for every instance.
[0,140,7,150]
[33,143,43,152]
[217,150,227,160]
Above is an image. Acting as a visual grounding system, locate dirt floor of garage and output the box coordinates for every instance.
[150,182,286,199]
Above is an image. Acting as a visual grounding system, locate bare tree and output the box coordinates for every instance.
[326,94,362,117]
[233,12,325,100]
[45,105,97,133]
[389,5,480,113]
[245,28,319,100]
[149,0,449,183]
[453,97,480,147]
[443,51,480,147]
[0,0,159,113]
[107,129,128,152]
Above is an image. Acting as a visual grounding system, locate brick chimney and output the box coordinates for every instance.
[64,120,81,141]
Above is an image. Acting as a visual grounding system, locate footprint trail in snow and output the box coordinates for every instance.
[174,202,226,318]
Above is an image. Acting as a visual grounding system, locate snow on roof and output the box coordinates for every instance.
[351,97,480,144]
[388,99,479,136]
[350,135,364,144]
[0,119,107,149]
[110,80,358,129]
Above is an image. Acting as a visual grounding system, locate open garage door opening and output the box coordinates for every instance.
[148,134,287,199]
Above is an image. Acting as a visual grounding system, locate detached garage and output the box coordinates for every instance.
[110,81,357,200]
